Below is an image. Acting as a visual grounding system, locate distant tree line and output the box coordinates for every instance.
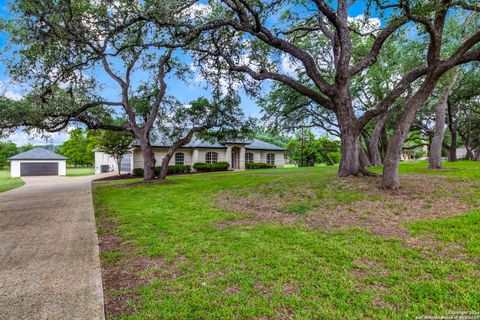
[286,132,341,166]
[0,142,33,168]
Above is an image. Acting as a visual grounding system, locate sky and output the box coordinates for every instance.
[0,0,372,146]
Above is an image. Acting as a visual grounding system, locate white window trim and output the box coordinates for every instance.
[175,152,185,165]
[206,152,218,164]
[266,153,275,165]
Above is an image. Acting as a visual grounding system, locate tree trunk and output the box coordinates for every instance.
[447,101,457,162]
[140,141,156,181]
[381,82,436,189]
[338,126,363,176]
[428,97,447,169]
[474,148,480,161]
[116,156,122,176]
[159,155,171,180]
[429,69,458,169]
[336,95,364,177]
[359,146,371,168]
[465,147,474,160]
[448,140,457,161]
[380,127,389,160]
[158,129,200,180]
[159,146,179,180]
[369,112,390,166]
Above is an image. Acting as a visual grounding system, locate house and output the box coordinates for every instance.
[456,147,467,159]
[94,138,287,174]
[8,147,68,177]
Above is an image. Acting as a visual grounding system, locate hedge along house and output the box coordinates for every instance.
[94,137,286,174]
[9,147,68,177]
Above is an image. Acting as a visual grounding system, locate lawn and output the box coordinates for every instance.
[66,167,95,176]
[93,161,480,319]
[0,169,24,193]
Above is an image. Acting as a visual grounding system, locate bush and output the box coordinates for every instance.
[193,162,230,172]
[132,168,144,176]
[154,165,191,176]
[246,162,275,169]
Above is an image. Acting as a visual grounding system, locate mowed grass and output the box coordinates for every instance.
[0,169,24,193]
[66,167,94,176]
[93,161,480,319]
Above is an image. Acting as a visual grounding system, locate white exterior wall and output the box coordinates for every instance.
[196,148,227,164]
[132,148,195,169]
[249,151,262,163]
[10,160,66,178]
[129,147,286,171]
[94,151,118,174]
[257,150,285,168]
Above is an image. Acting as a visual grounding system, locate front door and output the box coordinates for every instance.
[231,148,240,169]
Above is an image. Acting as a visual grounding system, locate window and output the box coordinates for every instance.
[175,153,185,165]
[266,153,275,165]
[206,152,218,164]
[245,152,254,163]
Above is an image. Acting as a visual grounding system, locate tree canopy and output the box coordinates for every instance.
[59,129,95,166]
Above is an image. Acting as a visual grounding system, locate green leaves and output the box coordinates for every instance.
[59,128,96,166]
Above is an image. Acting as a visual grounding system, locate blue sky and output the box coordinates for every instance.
[0,0,373,146]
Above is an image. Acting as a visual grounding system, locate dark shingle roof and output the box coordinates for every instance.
[8,147,68,160]
[135,137,286,151]
[245,139,286,151]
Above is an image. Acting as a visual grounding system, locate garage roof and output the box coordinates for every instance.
[8,147,68,160]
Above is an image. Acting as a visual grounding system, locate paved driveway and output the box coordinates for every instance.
[0,175,107,320]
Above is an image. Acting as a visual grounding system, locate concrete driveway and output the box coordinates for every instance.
[0,175,108,320]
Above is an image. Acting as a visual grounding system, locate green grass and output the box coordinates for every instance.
[93,162,480,319]
[66,167,94,176]
[0,169,24,193]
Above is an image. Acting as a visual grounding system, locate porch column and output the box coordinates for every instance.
[239,147,246,170]
[225,146,232,169]
[192,149,199,164]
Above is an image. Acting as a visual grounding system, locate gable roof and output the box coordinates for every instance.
[245,139,286,151]
[8,147,68,160]
[134,137,286,151]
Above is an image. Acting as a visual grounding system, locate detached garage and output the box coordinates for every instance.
[9,147,68,178]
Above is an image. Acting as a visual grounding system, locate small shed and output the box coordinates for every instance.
[8,147,68,177]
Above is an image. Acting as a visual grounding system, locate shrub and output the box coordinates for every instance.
[246,162,275,169]
[154,165,191,176]
[132,168,144,176]
[168,165,191,174]
[193,162,230,172]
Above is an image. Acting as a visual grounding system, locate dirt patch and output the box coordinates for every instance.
[97,219,183,318]
[223,286,241,295]
[215,175,478,242]
[282,284,299,295]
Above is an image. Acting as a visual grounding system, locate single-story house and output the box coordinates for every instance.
[94,138,287,174]
[8,147,68,177]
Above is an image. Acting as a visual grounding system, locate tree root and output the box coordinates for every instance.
[338,168,381,178]
[359,168,381,177]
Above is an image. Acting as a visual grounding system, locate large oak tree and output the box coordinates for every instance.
[183,0,480,188]
[3,0,249,180]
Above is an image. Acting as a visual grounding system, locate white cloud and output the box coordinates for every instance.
[2,130,70,146]
[0,80,24,101]
[4,91,23,101]
[280,54,305,77]
[348,14,381,34]
[1,125,78,146]
[181,2,212,19]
